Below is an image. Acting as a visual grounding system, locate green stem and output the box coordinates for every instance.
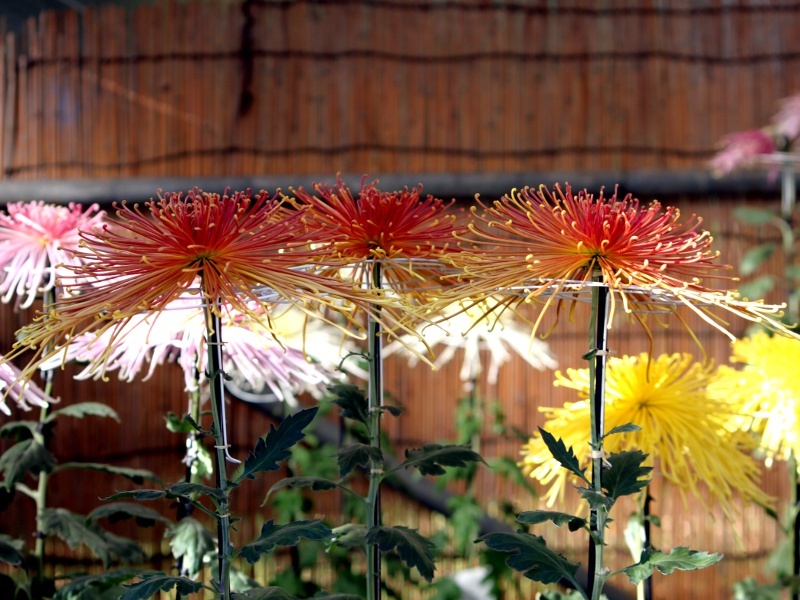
[34,285,56,585]
[365,262,383,600]
[587,282,610,600]
[202,295,232,600]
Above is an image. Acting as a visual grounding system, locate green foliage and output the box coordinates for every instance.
[53,463,162,485]
[119,572,204,600]
[620,546,722,585]
[0,534,25,566]
[737,275,776,301]
[232,407,318,484]
[239,519,332,564]
[733,577,784,600]
[733,206,779,226]
[266,476,351,500]
[602,423,641,438]
[166,517,215,578]
[40,508,145,568]
[487,456,538,496]
[446,494,484,555]
[329,383,370,426]
[364,526,437,582]
[0,438,55,489]
[336,443,383,477]
[602,451,651,500]
[0,420,38,438]
[231,588,298,599]
[516,510,586,532]
[45,402,120,423]
[54,569,141,600]
[88,502,172,528]
[538,428,588,484]
[741,243,777,276]
[477,530,581,587]
[393,443,484,476]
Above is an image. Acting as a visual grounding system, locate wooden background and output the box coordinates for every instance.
[1,1,800,598]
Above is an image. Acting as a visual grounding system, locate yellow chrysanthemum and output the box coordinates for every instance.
[711,331,800,469]
[521,353,771,517]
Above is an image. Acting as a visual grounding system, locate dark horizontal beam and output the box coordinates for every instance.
[0,170,784,205]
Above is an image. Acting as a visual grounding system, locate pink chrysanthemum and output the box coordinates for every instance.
[710,129,777,176]
[0,362,56,415]
[0,201,104,308]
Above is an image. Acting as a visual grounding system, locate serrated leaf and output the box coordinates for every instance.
[311,594,363,600]
[54,568,142,600]
[231,588,298,600]
[54,463,162,485]
[329,383,369,426]
[603,423,642,438]
[265,477,344,502]
[45,402,119,423]
[168,482,226,503]
[621,546,722,585]
[40,508,141,568]
[100,530,147,565]
[395,444,484,477]
[232,407,318,484]
[0,420,38,438]
[165,412,196,434]
[740,243,776,276]
[733,206,778,226]
[240,519,331,564]
[102,489,168,502]
[120,572,203,600]
[576,487,615,513]
[737,275,776,301]
[477,531,581,587]
[336,443,383,478]
[516,511,586,532]
[166,518,215,579]
[0,438,56,489]
[88,503,172,527]
[364,525,436,582]
[330,523,368,550]
[603,451,651,500]
[0,534,24,566]
[538,428,588,483]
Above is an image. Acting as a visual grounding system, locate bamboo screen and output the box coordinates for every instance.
[1,0,800,179]
[0,0,799,598]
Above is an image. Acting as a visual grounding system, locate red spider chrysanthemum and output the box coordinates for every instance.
[6,188,396,381]
[291,176,462,299]
[446,183,793,341]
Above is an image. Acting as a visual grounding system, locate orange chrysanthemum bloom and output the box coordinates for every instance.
[5,189,396,382]
[447,183,793,341]
[291,176,462,300]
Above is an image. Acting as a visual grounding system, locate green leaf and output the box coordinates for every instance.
[621,546,722,585]
[231,589,299,600]
[0,438,56,489]
[538,428,588,484]
[120,572,203,600]
[516,511,586,532]
[383,405,403,418]
[266,477,345,500]
[168,482,227,504]
[0,534,25,566]
[336,443,383,478]
[477,530,581,587]
[740,243,776,276]
[102,490,168,502]
[166,518,215,579]
[395,444,484,477]
[45,402,119,423]
[165,412,196,434]
[603,423,641,438]
[487,456,538,496]
[446,495,484,555]
[311,594,363,600]
[364,525,437,582]
[240,519,331,564]
[329,383,369,426]
[576,487,615,513]
[88,503,172,527]
[0,420,38,438]
[232,407,318,485]
[732,577,783,600]
[54,463,162,485]
[737,275,776,301]
[54,569,142,600]
[602,451,651,500]
[786,265,800,281]
[733,206,778,226]
[40,508,144,568]
[330,524,368,550]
